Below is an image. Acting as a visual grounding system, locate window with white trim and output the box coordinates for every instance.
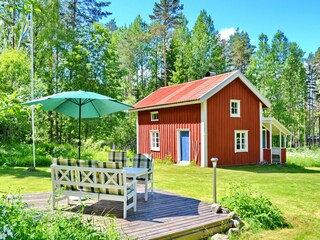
[230,100,240,117]
[150,130,160,151]
[235,130,248,152]
[151,111,159,121]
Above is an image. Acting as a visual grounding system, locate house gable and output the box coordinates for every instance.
[199,71,270,108]
[207,78,261,166]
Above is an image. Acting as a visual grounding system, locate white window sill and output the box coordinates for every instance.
[235,149,248,153]
[151,148,160,152]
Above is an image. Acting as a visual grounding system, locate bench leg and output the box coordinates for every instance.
[52,194,56,209]
[123,201,127,219]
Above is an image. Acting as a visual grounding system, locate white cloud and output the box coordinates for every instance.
[219,28,236,40]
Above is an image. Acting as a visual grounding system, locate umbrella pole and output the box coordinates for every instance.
[78,100,81,160]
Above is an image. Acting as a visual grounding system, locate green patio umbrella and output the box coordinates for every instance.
[24,90,132,159]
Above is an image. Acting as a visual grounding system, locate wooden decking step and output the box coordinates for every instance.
[20,186,231,240]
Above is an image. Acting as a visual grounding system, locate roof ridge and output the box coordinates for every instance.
[157,71,237,90]
[133,70,241,110]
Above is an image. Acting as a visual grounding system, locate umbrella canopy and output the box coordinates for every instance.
[24,90,132,159]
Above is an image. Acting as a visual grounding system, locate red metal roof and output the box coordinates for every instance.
[134,71,237,110]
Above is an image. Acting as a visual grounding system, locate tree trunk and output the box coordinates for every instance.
[49,111,53,142]
[11,1,15,49]
[163,30,167,86]
[73,0,77,29]
[55,112,60,142]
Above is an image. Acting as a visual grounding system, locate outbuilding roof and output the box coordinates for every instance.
[133,70,271,111]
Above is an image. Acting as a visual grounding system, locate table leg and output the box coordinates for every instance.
[144,173,148,201]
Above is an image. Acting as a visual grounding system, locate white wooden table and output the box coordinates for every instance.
[124,167,149,201]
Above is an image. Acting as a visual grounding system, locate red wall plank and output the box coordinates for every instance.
[207,77,261,166]
[263,149,271,163]
[138,104,201,164]
[281,148,286,163]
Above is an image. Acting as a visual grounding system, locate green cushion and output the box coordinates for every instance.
[52,158,128,196]
[52,158,77,166]
[98,161,123,169]
[133,154,152,170]
[96,162,124,195]
[108,151,127,167]
[76,160,98,193]
[52,158,77,190]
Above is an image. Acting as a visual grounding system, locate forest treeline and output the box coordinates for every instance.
[0,0,319,150]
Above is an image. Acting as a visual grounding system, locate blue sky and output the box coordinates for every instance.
[108,0,320,57]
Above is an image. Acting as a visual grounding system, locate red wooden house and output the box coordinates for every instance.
[131,70,290,167]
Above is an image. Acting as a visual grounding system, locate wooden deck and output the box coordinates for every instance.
[21,187,231,239]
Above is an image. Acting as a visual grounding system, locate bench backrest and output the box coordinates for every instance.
[108,151,127,167]
[51,158,125,195]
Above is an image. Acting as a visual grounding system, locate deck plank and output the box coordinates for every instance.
[21,186,231,239]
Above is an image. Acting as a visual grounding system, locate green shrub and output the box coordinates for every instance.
[220,183,289,231]
[0,194,125,239]
[0,142,136,167]
[155,154,174,165]
[0,143,78,167]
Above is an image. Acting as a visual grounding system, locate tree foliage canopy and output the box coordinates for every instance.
[0,0,318,150]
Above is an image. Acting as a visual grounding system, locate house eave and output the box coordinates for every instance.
[262,117,291,135]
[130,100,201,112]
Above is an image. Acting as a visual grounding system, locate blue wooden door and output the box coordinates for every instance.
[180,131,190,162]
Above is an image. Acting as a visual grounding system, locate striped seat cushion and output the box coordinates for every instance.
[52,158,77,190]
[98,161,123,169]
[133,154,153,180]
[132,154,152,170]
[76,160,98,193]
[96,161,125,195]
[108,151,127,167]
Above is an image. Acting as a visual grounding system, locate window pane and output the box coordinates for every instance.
[151,112,159,121]
[235,131,247,151]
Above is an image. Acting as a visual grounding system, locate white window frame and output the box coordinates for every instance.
[151,111,159,121]
[230,99,240,117]
[150,130,160,151]
[234,130,248,152]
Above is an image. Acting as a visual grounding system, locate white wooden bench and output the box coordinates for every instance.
[51,159,137,219]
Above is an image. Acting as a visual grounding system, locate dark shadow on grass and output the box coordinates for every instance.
[220,164,320,174]
[0,167,51,179]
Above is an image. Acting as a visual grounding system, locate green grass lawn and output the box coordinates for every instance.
[0,167,51,194]
[0,151,319,239]
[154,164,320,239]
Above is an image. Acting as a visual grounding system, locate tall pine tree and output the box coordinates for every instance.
[228,29,254,73]
[149,0,183,86]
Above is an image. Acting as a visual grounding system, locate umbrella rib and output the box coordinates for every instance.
[51,99,70,111]
[67,99,81,106]
[66,98,100,117]
[90,101,101,118]
[67,98,93,106]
